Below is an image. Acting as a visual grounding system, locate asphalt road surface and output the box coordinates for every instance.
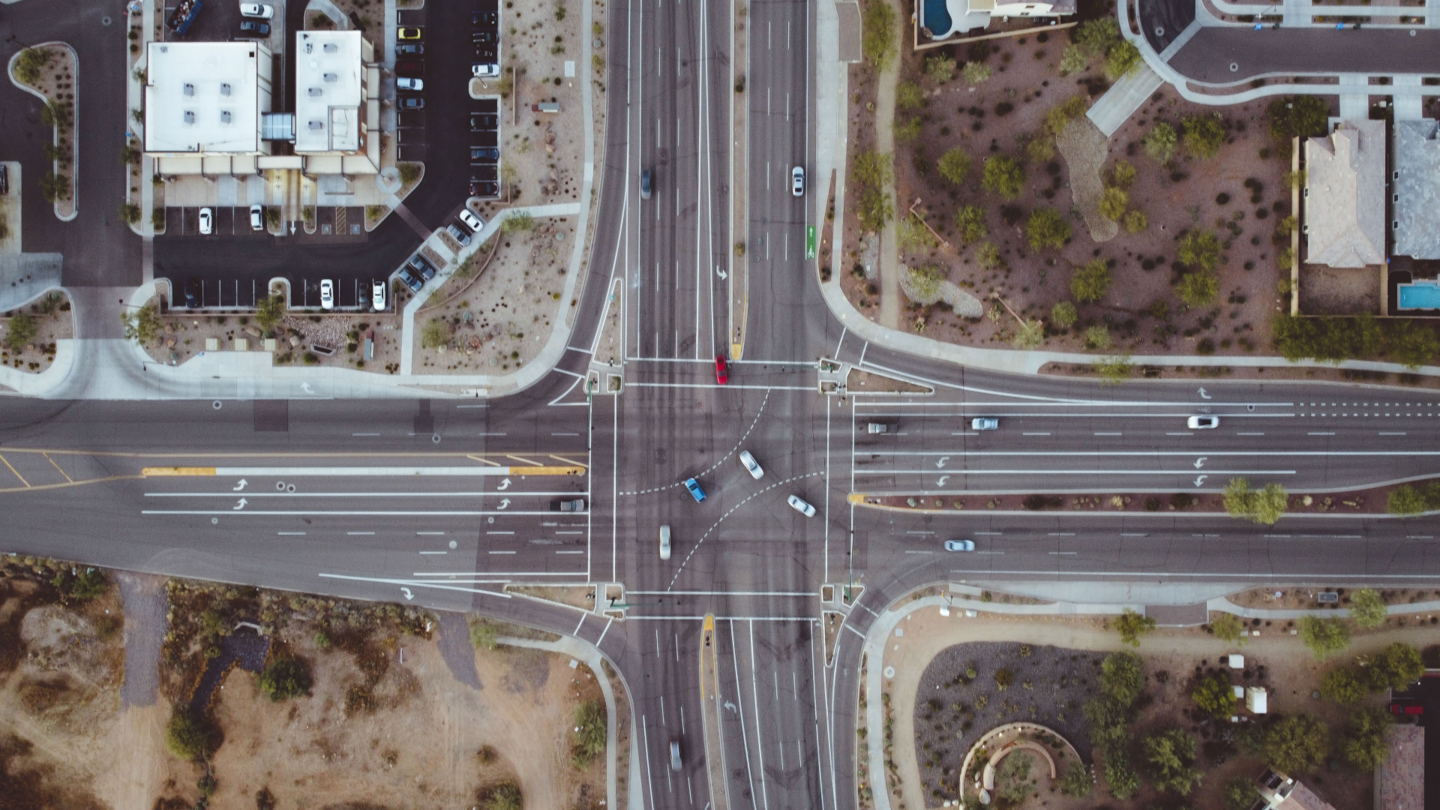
[5,0,1440,808]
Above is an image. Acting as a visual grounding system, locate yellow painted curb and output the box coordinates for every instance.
[847,492,866,504]
[141,467,217,476]
[510,466,587,476]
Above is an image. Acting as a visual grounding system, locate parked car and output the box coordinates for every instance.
[659,525,671,560]
[472,10,498,25]
[971,417,999,431]
[714,355,729,384]
[470,181,499,197]
[239,3,274,18]
[458,209,485,233]
[371,279,386,311]
[787,495,816,517]
[792,166,804,197]
[1187,415,1220,430]
[184,278,201,308]
[319,279,334,309]
[238,20,270,35]
[944,539,976,551]
[397,27,422,40]
[399,96,425,109]
[443,223,470,246]
[395,59,424,76]
[684,478,706,503]
[198,207,213,234]
[470,147,499,161]
[395,43,424,56]
[249,204,263,231]
[397,267,424,292]
[408,254,437,280]
[396,77,423,91]
[738,450,763,480]
[472,63,501,78]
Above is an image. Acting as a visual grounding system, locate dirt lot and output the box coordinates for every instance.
[0,291,72,374]
[413,216,577,373]
[154,583,606,809]
[843,24,1301,359]
[882,602,1440,810]
[0,559,152,810]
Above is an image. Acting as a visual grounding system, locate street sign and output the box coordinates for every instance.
[805,226,816,260]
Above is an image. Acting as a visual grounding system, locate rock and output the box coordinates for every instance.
[245,326,262,337]
[289,335,301,347]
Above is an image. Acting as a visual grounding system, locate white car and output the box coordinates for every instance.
[319,279,334,310]
[458,208,485,232]
[197,207,213,235]
[738,450,764,480]
[971,417,999,431]
[791,166,804,197]
[249,204,263,231]
[944,539,976,552]
[659,525,671,560]
[787,494,815,518]
[240,3,274,18]
[371,279,386,311]
[473,63,501,78]
[1187,415,1219,430]
[397,77,424,91]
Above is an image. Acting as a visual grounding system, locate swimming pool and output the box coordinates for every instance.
[921,0,953,39]
[1398,280,1440,310]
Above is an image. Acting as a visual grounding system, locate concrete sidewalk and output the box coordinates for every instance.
[1086,64,1163,137]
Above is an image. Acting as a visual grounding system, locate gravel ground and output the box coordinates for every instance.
[911,642,1104,802]
[116,571,168,708]
[436,610,482,690]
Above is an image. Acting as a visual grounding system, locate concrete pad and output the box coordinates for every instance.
[1338,75,1368,119]
[1392,75,1424,120]
[835,1,862,63]
[0,253,63,312]
[1085,63,1163,137]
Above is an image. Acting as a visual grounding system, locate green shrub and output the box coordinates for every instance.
[1070,258,1111,303]
[164,707,217,760]
[571,699,606,768]
[981,156,1025,199]
[1261,714,1329,774]
[1026,208,1070,250]
[1297,616,1351,659]
[860,0,896,67]
[258,657,312,701]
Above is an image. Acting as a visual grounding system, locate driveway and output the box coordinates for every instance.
[0,0,143,288]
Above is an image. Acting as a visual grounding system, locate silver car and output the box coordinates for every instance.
[1187,415,1219,429]
[739,450,764,480]
[371,279,386,311]
[659,525,671,560]
[971,417,999,431]
[787,495,815,517]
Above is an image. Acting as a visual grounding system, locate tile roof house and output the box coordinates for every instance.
[1392,119,1440,259]
[1253,768,1337,810]
[1374,724,1424,810]
[1304,119,1386,268]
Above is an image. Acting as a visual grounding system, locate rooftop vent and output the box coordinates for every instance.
[323,72,338,82]
[183,110,195,124]
[308,120,324,130]
[221,110,232,123]
[307,87,323,96]
[323,43,338,53]
[183,83,195,96]
[305,42,313,53]
[221,83,231,96]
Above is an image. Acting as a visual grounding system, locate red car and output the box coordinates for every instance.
[714,355,729,385]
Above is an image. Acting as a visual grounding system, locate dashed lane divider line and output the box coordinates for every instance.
[619,390,772,497]
[665,470,826,592]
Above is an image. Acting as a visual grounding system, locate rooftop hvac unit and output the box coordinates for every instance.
[308,120,324,130]
[183,110,195,124]
[323,73,338,82]
[221,83,231,96]
[183,83,195,96]
[220,110,231,123]
[308,87,323,96]
[323,43,338,53]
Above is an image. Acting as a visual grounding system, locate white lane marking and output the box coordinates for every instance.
[851,469,1295,476]
[418,551,447,555]
[728,621,760,807]
[346,531,375,536]
[1237,432,1265,436]
[749,621,771,810]
[1049,551,1077,556]
[1380,432,1407,436]
[1094,432,1121,436]
[487,531,516,535]
[642,716,659,809]
[277,531,306,535]
[556,550,585,555]
[143,510,579,516]
[1022,432,1051,436]
[1308,432,1336,436]
[417,531,446,535]
[488,550,517,555]
[351,432,380,436]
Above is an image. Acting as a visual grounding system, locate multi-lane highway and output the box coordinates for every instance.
[5,0,1440,808]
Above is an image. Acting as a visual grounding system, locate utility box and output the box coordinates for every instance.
[532,101,561,114]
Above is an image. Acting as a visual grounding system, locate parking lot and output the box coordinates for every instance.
[163,0,280,46]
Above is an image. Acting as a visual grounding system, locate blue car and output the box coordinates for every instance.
[684,478,706,503]
[397,267,423,292]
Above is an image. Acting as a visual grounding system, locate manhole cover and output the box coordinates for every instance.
[884,666,895,679]
[1154,25,1164,36]
[102,15,112,25]
[1230,62,1239,72]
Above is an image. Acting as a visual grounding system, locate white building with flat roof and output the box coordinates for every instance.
[143,32,379,178]
[293,31,380,174]
[144,41,273,174]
